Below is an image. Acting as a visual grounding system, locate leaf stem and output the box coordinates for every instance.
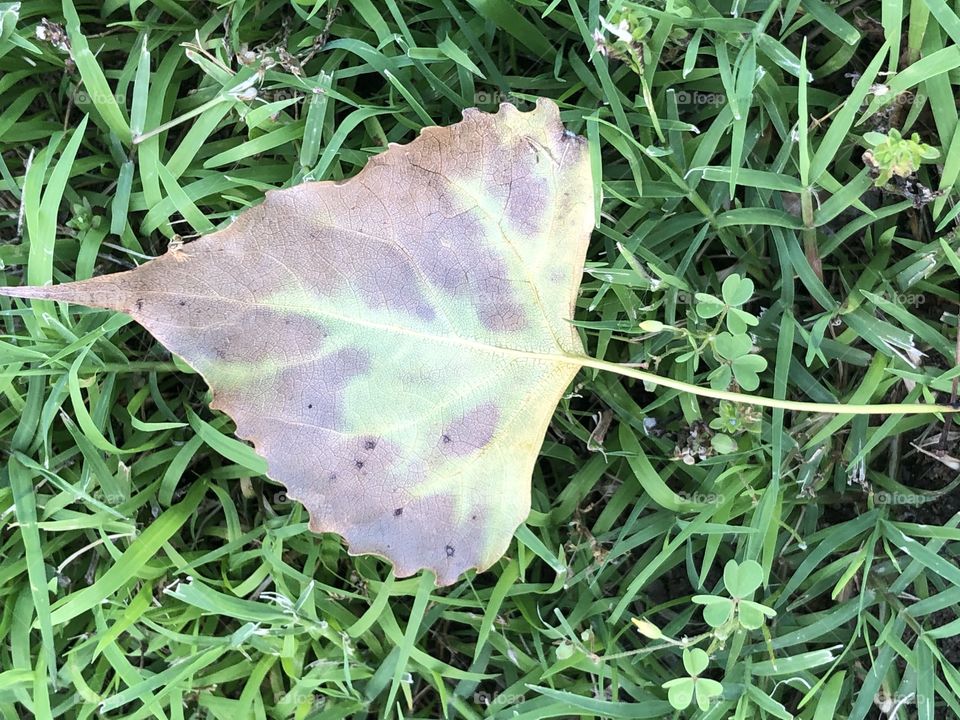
[1,284,954,415]
[574,355,958,415]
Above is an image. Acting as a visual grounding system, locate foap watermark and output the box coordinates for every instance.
[673,290,698,305]
[473,691,526,707]
[675,90,726,106]
[842,74,920,106]
[873,290,926,307]
[678,490,725,505]
[873,491,932,506]
[252,87,328,103]
[473,90,514,106]
[875,691,933,715]
[89,489,127,505]
[861,85,918,107]
[277,691,325,707]
[71,88,126,105]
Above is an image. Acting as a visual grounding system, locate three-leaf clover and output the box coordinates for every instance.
[692,560,776,632]
[695,274,759,334]
[662,648,724,711]
[709,332,767,391]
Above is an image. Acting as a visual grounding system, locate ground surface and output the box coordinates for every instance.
[1,1,960,719]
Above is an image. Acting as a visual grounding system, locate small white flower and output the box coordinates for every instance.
[599,16,633,44]
[592,28,608,56]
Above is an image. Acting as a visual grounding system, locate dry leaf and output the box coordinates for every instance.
[0,98,594,585]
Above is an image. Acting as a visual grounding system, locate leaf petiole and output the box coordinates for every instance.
[573,354,958,415]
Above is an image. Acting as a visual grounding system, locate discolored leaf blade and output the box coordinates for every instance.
[1,99,594,585]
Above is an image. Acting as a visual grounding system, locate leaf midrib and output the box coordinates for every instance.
[122,288,586,369]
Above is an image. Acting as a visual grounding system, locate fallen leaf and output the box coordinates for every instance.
[1,99,594,585]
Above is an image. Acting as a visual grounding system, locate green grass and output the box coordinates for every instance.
[2,0,960,718]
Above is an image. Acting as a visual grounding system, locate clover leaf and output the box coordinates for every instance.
[662,648,724,711]
[709,332,767,391]
[695,273,759,334]
[692,560,776,634]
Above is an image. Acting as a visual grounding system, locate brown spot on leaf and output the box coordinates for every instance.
[440,402,500,456]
